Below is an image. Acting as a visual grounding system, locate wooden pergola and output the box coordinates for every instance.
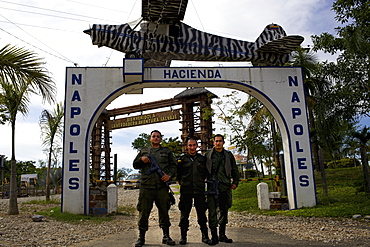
[90,87,217,182]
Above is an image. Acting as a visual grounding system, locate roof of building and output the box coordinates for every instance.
[174,87,218,99]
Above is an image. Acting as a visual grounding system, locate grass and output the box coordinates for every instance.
[23,167,370,222]
[37,206,115,223]
[231,166,370,218]
[21,199,135,224]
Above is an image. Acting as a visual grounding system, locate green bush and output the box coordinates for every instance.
[243,169,258,178]
[326,158,360,169]
[231,167,370,218]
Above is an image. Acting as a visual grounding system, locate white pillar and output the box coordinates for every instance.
[257,182,270,210]
[107,184,118,214]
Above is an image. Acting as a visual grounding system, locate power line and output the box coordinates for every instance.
[0,20,79,33]
[0,0,124,23]
[0,0,139,65]
[126,0,139,22]
[64,0,130,14]
[189,0,204,30]
[0,6,88,22]
[0,26,75,64]
[0,13,76,65]
[0,6,117,23]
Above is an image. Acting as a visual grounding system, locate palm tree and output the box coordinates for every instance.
[288,47,333,195]
[353,126,370,195]
[39,102,64,201]
[0,44,55,215]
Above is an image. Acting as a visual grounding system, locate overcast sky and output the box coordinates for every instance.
[0,0,368,171]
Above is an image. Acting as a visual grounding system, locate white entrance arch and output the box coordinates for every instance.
[62,59,316,214]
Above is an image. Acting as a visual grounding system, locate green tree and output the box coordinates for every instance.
[312,0,370,120]
[211,91,250,153]
[210,91,277,177]
[0,44,56,215]
[131,133,182,158]
[16,160,37,175]
[117,167,133,180]
[1,159,37,184]
[161,136,182,159]
[131,133,151,151]
[39,102,64,201]
[0,106,8,124]
[312,0,369,57]
[310,1,369,194]
[36,168,62,191]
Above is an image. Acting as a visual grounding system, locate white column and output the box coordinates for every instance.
[107,184,118,214]
[257,182,270,210]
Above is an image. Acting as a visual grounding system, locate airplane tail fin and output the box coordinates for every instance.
[255,24,304,54]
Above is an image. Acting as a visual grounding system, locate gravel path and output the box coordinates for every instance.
[0,188,369,246]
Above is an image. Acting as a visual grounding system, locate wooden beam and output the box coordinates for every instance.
[107,98,182,117]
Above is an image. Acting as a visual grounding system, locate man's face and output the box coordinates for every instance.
[213,136,224,151]
[150,132,162,145]
[187,140,198,155]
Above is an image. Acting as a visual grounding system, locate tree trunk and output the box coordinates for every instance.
[45,146,52,201]
[360,146,370,195]
[252,156,260,178]
[318,149,328,196]
[8,122,19,215]
[308,107,321,172]
[271,120,281,172]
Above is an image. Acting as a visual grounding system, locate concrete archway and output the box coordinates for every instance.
[62,59,316,214]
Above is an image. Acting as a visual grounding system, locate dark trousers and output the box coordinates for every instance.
[179,193,208,229]
[207,189,232,229]
[137,187,170,231]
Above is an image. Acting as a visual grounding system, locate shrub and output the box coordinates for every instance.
[326,158,360,169]
[243,169,258,178]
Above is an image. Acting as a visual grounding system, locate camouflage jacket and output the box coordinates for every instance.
[133,146,176,189]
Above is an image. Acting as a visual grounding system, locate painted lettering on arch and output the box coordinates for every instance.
[163,69,222,79]
[288,75,311,188]
[66,73,83,191]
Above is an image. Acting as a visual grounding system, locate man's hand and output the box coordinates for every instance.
[141,156,150,163]
[230,184,237,190]
[161,171,171,183]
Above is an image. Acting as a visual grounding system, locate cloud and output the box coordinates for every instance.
[0,0,344,169]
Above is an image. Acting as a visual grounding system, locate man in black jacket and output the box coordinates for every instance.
[133,130,177,246]
[177,138,211,245]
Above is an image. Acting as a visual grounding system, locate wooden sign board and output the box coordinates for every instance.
[108,109,181,129]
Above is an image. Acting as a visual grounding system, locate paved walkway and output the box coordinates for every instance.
[74,225,348,247]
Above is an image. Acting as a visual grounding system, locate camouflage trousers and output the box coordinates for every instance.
[137,187,171,231]
[207,189,232,229]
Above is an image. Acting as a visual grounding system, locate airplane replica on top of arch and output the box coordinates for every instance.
[84,0,304,67]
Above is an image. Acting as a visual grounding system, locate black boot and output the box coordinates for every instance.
[162,227,176,245]
[201,227,211,244]
[179,228,187,245]
[208,228,218,245]
[219,225,233,243]
[134,230,146,247]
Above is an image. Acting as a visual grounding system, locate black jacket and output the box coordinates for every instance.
[177,153,208,194]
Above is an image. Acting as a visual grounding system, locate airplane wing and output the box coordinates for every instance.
[141,0,189,24]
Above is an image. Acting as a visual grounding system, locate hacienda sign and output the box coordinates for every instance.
[62,59,316,214]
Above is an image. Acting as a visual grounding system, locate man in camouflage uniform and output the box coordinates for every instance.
[133,130,177,246]
[206,134,240,245]
[177,138,211,245]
